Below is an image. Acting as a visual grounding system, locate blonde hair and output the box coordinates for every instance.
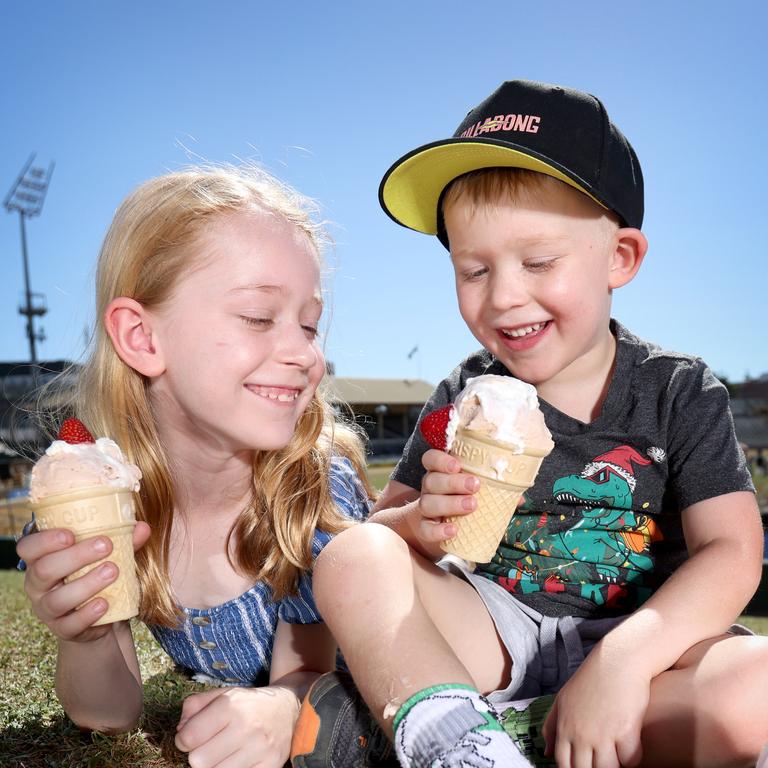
[441,167,620,228]
[69,166,372,626]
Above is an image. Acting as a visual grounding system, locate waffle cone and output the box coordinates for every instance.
[441,429,552,563]
[32,486,139,625]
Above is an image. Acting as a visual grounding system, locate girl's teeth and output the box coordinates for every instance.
[255,387,298,401]
[504,322,545,338]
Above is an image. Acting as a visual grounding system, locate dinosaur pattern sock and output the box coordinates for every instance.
[392,684,532,767]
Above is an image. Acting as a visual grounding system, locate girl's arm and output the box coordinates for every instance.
[17,525,149,732]
[56,619,143,732]
[269,617,338,698]
[174,619,337,768]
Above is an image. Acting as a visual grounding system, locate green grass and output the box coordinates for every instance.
[737,614,768,635]
[365,462,396,493]
[753,472,768,512]
[3,554,767,766]
[0,570,202,767]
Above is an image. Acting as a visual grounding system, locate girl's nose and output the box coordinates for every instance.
[278,324,320,369]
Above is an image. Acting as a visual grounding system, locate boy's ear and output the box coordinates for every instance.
[104,297,166,378]
[609,228,648,289]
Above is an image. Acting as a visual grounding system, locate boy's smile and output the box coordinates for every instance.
[498,319,551,351]
[445,179,628,404]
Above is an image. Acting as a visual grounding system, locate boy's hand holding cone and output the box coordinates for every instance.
[420,376,553,564]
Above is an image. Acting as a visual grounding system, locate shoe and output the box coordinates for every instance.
[291,671,399,767]
[497,695,555,766]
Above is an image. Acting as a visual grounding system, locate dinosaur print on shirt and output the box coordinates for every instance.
[483,445,664,612]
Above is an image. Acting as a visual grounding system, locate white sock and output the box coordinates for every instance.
[757,743,768,768]
[392,684,532,767]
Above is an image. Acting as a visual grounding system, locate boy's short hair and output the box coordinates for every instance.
[442,167,621,229]
[379,79,643,248]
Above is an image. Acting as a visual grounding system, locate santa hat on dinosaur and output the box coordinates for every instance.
[581,445,664,492]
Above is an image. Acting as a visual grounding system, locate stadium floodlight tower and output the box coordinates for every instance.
[3,154,55,364]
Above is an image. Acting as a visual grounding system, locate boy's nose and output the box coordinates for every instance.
[488,275,528,310]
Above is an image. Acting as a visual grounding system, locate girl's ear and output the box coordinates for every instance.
[104,297,166,377]
[609,228,648,289]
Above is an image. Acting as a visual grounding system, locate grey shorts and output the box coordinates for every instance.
[441,556,754,704]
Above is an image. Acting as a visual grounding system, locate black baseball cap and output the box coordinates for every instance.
[379,79,644,248]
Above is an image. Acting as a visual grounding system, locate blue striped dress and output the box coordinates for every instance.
[148,457,370,686]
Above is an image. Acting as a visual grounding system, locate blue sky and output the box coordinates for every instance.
[1,1,766,387]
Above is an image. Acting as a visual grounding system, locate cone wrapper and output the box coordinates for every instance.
[441,429,552,563]
[32,486,139,625]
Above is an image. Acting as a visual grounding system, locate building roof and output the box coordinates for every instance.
[734,378,768,400]
[731,381,768,449]
[0,361,77,459]
[734,417,768,449]
[325,377,435,406]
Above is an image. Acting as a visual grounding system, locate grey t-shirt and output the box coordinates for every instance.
[393,321,754,619]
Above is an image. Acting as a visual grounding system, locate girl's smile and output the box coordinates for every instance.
[244,383,303,403]
[147,208,326,454]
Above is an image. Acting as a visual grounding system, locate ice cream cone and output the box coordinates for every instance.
[441,429,551,563]
[32,486,139,625]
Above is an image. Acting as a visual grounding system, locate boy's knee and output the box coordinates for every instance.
[731,639,768,757]
[717,722,767,765]
[315,523,408,593]
[707,637,768,760]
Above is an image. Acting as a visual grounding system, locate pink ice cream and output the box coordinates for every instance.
[30,438,142,502]
[445,374,553,456]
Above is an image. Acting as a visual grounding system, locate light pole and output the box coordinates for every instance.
[374,403,388,440]
[3,154,55,364]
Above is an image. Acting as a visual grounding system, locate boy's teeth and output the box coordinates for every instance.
[503,322,545,338]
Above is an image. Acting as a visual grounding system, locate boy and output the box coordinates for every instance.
[294,81,768,767]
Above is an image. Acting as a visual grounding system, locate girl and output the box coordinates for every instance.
[17,166,373,768]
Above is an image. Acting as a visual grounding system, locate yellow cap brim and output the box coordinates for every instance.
[379,140,607,235]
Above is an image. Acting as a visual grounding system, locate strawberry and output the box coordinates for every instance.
[57,418,95,444]
[419,405,454,451]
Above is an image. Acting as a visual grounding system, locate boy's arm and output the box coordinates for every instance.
[373,478,420,512]
[544,490,763,765]
[597,490,762,673]
[370,450,481,561]
[368,479,432,555]
[369,354,497,557]
[592,360,761,677]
